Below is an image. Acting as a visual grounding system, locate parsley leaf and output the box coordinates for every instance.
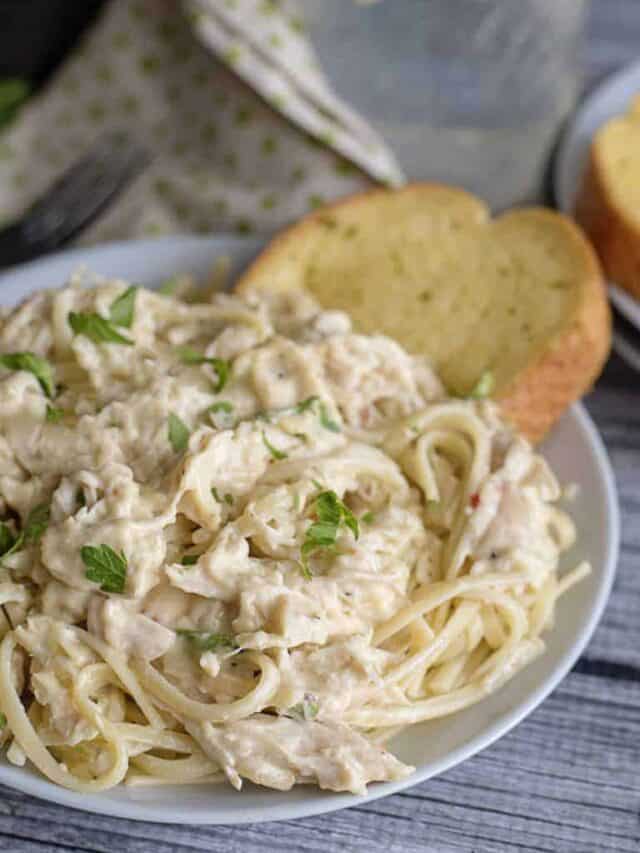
[294,396,340,431]
[82,544,127,594]
[0,503,49,562]
[288,693,319,722]
[299,490,359,578]
[208,400,234,427]
[468,370,495,399]
[176,630,237,652]
[45,404,65,423]
[0,711,6,729]
[210,360,230,394]
[262,431,287,460]
[181,554,199,566]
[68,312,133,346]
[0,523,16,556]
[209,401,233,414]
[0,352,55,397]
[362,511,375,524]
[22,503,50,546]
[210,487,233,507]
[318,402,341,432]
[109,285,137,328]
[176,347,230,393]
[168,413,190,453]
[158,276,181,296]
[295,396,319,413]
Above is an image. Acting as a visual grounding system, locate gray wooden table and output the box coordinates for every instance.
[2,2,640,851]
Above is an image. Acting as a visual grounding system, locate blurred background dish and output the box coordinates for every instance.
[555,58,640,370]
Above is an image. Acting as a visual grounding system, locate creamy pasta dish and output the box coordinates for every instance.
[0,272,587,795]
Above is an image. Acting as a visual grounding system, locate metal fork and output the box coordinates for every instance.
[0,133,149,268]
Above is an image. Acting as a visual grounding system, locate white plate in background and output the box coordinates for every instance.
[554,59,640,369]
[0,236,620,824]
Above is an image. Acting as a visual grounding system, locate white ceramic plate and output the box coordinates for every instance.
[0,236,620,824]
[554,59,640,368]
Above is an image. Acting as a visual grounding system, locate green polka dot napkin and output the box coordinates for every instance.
[187,0,404,188]
[0,0,402,243]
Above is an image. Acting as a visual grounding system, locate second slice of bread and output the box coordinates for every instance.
[237,184,610,443]
[576,95,640,300]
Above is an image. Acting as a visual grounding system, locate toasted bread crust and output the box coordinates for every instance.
[575,148,640,300]
[496,212,610,442]
[238,184,610,443]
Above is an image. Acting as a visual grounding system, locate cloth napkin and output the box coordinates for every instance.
[0,0,400,244]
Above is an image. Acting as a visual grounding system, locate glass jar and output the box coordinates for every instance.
[298,0,587,209]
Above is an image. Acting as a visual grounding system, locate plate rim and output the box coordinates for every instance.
[0,235,621,824]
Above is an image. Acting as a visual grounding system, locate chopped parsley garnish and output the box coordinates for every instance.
[208,400,235,428]
[211,361,230,394]
[209,401,233,414]
[0,711,6,729]
[109,285,137,328]
[300,489,359,578]
[81,544,127,594]
[318,401,340,432]
[262,431,287,460]
[176,346,204,364]
[255,397,342,433]
[22,503,50,547]
[68,312,133,346]
[158,276,181,296]
[288,693,319,722]
[468,370,495,399]
[211,487,233,506]
[168,412,190,453]
[181,554,199,566]
[2,503,50,562]
[176,347,230,393]
[295,396,318,414]
[361,511,375,524]
[176,630,237,652]
[45,404,65,423]
[0,523,16,557]
[0,352,55,397]
[295,396,341,431]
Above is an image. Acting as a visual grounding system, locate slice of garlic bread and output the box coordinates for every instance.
[576,95,640,300]
[237,184,610,443]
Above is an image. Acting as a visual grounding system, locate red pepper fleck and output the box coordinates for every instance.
[470,492,480,509]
